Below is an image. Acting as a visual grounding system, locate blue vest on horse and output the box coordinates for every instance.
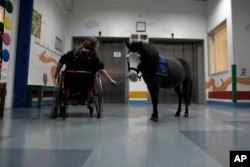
[156,55,169,76]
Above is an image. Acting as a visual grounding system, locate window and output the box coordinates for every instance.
[208,21,228,74]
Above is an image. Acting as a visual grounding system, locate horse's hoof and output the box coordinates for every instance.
[175,112,180,117]
[184,113,189,117]
[150,116,158,122]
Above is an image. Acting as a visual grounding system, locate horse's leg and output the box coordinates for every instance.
[182,81,189,117]
[147,83,159,122]
[174,85,182,117]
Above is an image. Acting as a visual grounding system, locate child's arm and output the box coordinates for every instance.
[54,62,63,78]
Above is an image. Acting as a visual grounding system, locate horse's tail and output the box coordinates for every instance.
[188,79,192,106]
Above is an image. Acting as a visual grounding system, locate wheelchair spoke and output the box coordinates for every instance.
[51,74,63,119]
[94,74,103,118]
[51,72,103,119]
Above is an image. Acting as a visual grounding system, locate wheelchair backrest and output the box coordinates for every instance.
[66,52,94,72]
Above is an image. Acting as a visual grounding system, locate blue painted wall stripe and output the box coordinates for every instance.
[13,0,34,107]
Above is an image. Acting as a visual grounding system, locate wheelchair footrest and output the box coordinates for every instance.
[69,100,90,106]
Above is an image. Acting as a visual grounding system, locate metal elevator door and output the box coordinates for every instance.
[97,39,128,103]
[150,40,200,104]
[73,37,128,103]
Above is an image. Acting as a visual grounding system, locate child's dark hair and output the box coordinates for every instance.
[74,37,99,55]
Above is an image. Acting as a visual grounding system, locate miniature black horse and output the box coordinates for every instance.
[126,41,192,122]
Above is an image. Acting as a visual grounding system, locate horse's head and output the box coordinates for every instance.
[125,41,144,82]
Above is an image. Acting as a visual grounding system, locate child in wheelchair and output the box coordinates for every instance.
[53,36,116,117]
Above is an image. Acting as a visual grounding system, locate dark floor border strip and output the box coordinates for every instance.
[30,100,53,108]
[206,100,250,108]
[129,100,148,105]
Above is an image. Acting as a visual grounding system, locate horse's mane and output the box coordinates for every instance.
[140,42,159,75]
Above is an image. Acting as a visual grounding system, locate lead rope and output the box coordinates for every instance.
[115,76,129,86]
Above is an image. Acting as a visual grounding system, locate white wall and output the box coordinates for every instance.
[28,0,67,86]
[65,0,207,50]
[206,0,233,101]
[65,0,207,98]
[4,0,209,107]
[206,0,250,103]
[207,0,233,77]
[3,0,67,108]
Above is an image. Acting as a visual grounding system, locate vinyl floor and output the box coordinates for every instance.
[1,103,250,167]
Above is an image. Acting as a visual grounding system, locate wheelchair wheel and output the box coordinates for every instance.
[51,73,63,118]
[94,74,103,118]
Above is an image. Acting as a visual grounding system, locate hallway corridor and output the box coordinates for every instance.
[0,103,250,167]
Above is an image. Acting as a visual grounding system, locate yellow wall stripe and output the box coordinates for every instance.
[129,91,148,98]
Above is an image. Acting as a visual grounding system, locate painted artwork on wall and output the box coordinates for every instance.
[206,76,250,91]
[38,50,58,86]
[205,70,250,101]
[32,9,42,39]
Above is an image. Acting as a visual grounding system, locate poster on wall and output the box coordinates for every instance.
[32,9,42,39]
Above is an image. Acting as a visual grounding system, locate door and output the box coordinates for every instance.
[73,37,129,103]
[97,39,128,103]
[149,39,203,104]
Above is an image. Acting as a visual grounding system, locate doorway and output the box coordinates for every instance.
[149,38,205,104]
[73,37,129,103]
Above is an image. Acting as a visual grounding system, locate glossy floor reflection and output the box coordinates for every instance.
[1,103,250,167]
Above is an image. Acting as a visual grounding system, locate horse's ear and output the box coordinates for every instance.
[139,41,145,55]
[125,42,130,50]
[139,41,144,49]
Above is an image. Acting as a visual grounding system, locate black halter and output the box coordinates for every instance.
[126,51,142,74]
[126,58,139,74]
[129,67,139,73]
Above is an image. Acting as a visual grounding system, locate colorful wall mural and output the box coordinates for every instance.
[37,50,58,86]
[205,66,250,101]
[28,4,64,87]
[1,0,12,82]
[206,76,250,91]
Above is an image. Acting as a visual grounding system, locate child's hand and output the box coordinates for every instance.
[111,80,116,86]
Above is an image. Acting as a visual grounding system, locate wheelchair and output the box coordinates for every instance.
[51,70,103,119]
